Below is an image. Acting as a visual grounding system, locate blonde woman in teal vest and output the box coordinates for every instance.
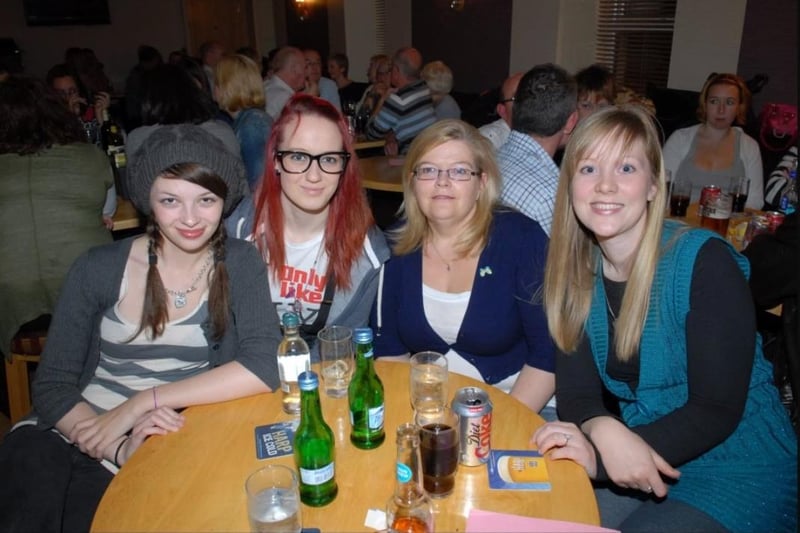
[533,105,796,532]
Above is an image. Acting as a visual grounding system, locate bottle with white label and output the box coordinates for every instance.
[277,312,311,415]
[294,370,337,506]
[348,327,385,449]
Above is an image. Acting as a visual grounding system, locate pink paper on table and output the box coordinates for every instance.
[467,509,619,533]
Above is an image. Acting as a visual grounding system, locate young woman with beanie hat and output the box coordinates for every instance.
[0,124,281,532]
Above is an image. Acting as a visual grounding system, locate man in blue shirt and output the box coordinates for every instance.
[497,63,578,236]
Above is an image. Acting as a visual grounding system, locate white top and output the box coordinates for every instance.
[662,124,764,209]
[478,118,511,151]
[422,283,518,394]
[264,75,296,120]
[269,232,330,328]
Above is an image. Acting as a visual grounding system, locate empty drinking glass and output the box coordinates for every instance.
[318,326,354,398]
[409,351,448,415]
[245,465,302,533]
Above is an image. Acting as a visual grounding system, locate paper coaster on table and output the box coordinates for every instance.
[254,420,298,459]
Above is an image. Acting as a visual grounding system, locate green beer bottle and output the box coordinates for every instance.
[294,371,337,506]
[348,327,385,449]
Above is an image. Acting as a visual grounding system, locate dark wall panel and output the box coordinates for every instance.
[737,0,798,113]
[284,0,330,59]
[411,0,512,94]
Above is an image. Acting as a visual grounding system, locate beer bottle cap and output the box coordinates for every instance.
[353,327,373,343]
[298,370,319,391]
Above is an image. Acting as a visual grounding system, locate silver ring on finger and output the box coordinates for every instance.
[562,432,571,444]
[645,486,653,493]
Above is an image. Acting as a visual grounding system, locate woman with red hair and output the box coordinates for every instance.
[227,94,389,350]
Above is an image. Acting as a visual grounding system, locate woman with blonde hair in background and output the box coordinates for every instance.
[215,54,273,191]
[533,105,796,532]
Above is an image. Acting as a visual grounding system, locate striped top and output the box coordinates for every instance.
[366,80,436,153]
[83,279,210,414]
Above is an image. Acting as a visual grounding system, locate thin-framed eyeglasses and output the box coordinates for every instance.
[275,150,350,175]
[413,165,480,181]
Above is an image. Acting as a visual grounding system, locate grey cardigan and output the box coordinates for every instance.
[31,237,282,428]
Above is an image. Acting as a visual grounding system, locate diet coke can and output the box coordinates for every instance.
[452,387,492,466]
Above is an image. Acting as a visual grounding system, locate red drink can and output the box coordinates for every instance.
[763,211,786,233]
[699,185,722,217]
[452,387,492,466]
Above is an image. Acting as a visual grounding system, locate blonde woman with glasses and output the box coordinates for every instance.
[372,119,555,417]
[533,106,796,532]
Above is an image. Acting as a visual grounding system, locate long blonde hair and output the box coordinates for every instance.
[544,106,667,360]
[391,119,500,257]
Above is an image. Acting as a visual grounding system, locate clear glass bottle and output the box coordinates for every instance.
[294,371,337,507]
[386,423,433,533]
[348,327,385,449]
[277,312,311,415]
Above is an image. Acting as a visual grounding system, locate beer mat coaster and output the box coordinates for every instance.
[487,450,551,490]
[254,420,299,459]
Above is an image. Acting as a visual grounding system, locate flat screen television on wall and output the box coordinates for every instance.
[24,0,111,26]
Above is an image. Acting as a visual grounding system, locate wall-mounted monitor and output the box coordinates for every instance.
[23,0,111,26]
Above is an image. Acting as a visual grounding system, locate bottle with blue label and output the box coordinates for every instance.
[348,327,385,449]
[386,423,433,533]
[294,371,337,506]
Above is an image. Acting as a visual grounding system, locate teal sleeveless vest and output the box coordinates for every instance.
[586,220,797,532]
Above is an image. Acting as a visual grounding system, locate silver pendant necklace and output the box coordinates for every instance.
[428,240,453,272]
[164,252,213,309]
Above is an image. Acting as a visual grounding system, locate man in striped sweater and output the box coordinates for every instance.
[366,47,436,154]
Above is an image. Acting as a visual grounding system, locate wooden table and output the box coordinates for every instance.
[354,137,386,151]
[111,197,142,232]
[92,362,599,532]
[359,155,404,193]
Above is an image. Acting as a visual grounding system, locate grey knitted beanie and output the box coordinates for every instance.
[127,124,248,216]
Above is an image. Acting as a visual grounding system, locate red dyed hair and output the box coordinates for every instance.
[253,93,374,290]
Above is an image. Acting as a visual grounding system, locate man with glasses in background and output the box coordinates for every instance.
[497,63,578,236]
[479,72,522,150]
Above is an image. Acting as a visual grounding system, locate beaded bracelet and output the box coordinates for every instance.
[113,436,130,467]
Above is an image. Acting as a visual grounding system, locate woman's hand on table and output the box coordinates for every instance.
[582,416,680,498]
[69,390,152,459]
[117,407,186,466]
[533,421,598,478]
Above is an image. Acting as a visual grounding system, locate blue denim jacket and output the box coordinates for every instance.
[234,108,273,191]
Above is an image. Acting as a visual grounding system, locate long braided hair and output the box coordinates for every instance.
[133,163,231,341]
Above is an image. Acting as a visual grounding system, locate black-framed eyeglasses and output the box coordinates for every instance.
[413,165,480,181]
[499,97,515,104]
[275,150,350,175]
